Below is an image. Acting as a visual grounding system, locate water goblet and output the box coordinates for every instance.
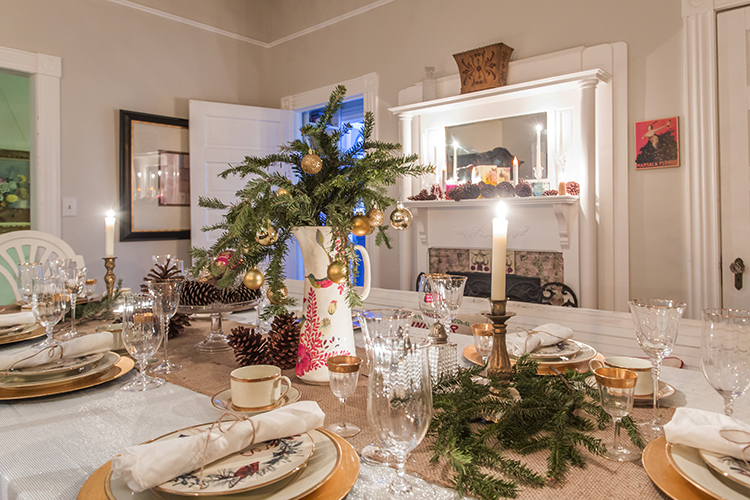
[416,273,447,332]
[31,276,65,348]
[57,263,87,341]
[356,308,413,464]
[368,335,432,494]
[17,263,42,305]
[471,323,494,364]
[590,360,640,462]
[146,279,183,374]
[121,293,164,391]
[628,298,686,436]
[326,355,362,438]
[701,308,750,416]
[427,274,468,334]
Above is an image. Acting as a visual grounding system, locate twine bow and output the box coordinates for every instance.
[719,429,750,466]
[197,412,257,490]
[512,326,568,354]
[0,344,65,382]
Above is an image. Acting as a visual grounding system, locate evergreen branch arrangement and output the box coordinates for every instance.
[190,86,433,317]
[429,358,643,500]
[64,280,124,324]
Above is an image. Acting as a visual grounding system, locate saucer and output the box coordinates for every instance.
[212,386,301,415]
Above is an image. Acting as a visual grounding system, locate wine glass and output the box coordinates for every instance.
[31,276,65,348]
[428,274,468,334]
[590,361,640,462]
[416,273,446,332]
[121,293,164,391]
[17,263,42,305]
[701,308,750,416]
[471,323,494,364]
[628,298,686,436]
[368,335,432,494]
[146,279,183,374]
[56,263,87,341]
[356,308,413,464]
[326,355,362,437]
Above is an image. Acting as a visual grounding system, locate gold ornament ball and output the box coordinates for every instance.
[242,268,265,290]
[267,285,289,305]
[255,223,279,246]
[389,205,413,231]
[277,187,290,196]
[351,214,371,236]
[327,261,346,283]
[301,151,322,174]
[366,207,385,227]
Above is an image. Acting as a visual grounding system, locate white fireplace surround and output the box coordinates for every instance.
[390,43,629,311]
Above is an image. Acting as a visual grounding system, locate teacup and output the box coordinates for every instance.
[230,365,291,411]
[603,356,653,396]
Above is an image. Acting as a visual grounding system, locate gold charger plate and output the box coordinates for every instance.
[642,435,714,500]
[77,429,359,500]
[0,324,45,346]
[0,355,134,400]
[463,344,602,375]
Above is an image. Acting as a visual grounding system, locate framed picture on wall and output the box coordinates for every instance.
[635,116,679,170]
[119,110,190,241]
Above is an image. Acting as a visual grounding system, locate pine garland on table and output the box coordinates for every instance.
[190,85,433,319]
[429,357,644,500]
[65,279,124,324]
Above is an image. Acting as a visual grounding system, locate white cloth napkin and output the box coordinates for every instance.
[505,323,574,357]
[664,407,750,460]
[0,331,113,371]
[111,401,326,492]
[0,311,35,328]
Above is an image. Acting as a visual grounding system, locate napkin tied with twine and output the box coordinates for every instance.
[0,331,113,372]
[111,401,325,492]
[664,407,750,460]
[505,323,574,357]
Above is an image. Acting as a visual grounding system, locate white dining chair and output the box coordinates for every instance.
[0,230,85,305]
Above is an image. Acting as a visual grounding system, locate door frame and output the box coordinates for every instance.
[281,73,382,287]
[0,45,61,236]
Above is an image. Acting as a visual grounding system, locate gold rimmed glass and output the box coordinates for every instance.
[590,360,640,462]
[471,323,494,364]
[326,355,362,438]
[31,276,65,348]
[121,293,163,391]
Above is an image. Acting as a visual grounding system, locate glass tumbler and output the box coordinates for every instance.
[326,355,362,438]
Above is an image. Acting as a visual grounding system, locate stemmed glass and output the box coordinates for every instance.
[152,254,184,276]
[356,308,413,464]
[146,279,183,374]
[31,276,65,348]
[121,293,164,391]
[17,263,42,305]
[326,355,362,438]
[56,263,88,341]
[628,298,686,435]
[427,274,467,335]
[417,273,446,331]
[590,360,640,462]
[471,323,494,364]
[368,335,432,494]
[701,308,750,416]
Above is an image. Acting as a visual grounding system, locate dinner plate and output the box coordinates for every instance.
[0,324,45,346]
[527,340,581,360]
[509,340,596,366]
[667,441,750,499]
[212,387,301,415]
[154,430,315,496]
[463,342,598,375]
[0,352,120,389]
[642,435,714,500]
[584,376,676,404]
[86,428,356,500]
[10,352,105,376]
[700,449,750,492]
[0,354,134,400]
[0,322,35,336]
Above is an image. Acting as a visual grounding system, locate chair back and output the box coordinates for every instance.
[0,230,85,304]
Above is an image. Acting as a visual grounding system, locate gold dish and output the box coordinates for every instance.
[0,325,45,346]
[642,435,714,500]
[463,344,601,375]
[0,355,134,400]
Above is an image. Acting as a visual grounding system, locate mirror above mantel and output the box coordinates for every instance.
[389,43,630,312]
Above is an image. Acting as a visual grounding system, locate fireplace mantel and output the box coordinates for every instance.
[390,43,629,311]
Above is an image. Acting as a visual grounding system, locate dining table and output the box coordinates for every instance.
[0,282,747,500]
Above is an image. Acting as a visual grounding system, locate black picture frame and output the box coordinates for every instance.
[119,110,190,241]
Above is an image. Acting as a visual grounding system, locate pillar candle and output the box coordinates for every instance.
[512,156,519,185]
[491,202,508,301]
[105,211,116,257]
[559,181,567,195]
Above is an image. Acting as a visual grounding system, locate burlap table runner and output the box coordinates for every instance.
[129,318,672,499]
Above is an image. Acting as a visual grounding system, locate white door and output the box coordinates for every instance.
[189,100,294,268]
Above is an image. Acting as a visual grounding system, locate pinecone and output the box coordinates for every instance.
[141,262,190,338]
[515,181,532,197]
[543,189,558,196]
[566,181,580,196]
[478,181,498,199]
[235,283,262,303]
[180,280,219,306]
[227,325,268,366]
[408,188,436,201]
[217,286,238,304]
[267,312,300,370]
[430,184,444,200]
[446,182,480,201]
[167,313,191,339]
[497,181,516,198]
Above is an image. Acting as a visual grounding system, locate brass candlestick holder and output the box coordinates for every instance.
[483,298,516,381]
[103,257,117,300]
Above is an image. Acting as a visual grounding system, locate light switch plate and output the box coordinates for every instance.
[63,197,76,216]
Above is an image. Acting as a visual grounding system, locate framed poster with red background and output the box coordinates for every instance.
[635,116,679,170]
